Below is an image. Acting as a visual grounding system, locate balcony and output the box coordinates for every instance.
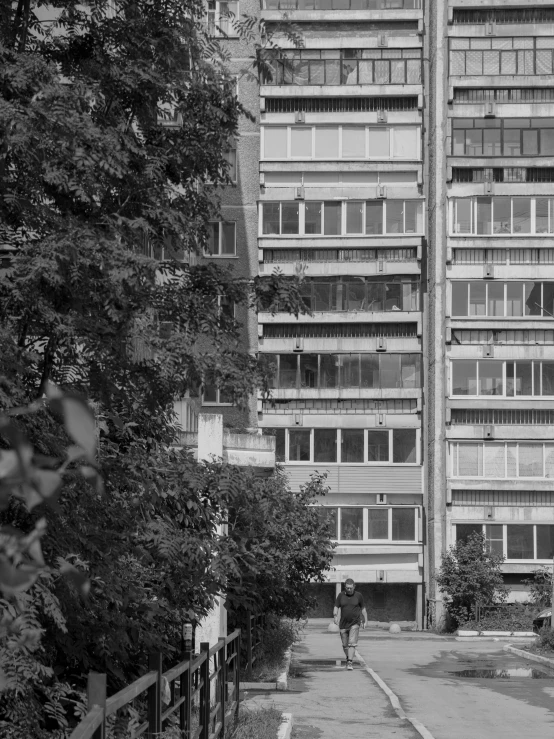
[261,0,422,22]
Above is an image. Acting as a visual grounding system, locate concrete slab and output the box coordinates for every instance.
[242,630,421,739]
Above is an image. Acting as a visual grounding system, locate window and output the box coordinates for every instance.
[261,48,422,86]
[225,148,237,182]
[452,197,554,235]
[261,125,420,160]
[452,119,554,157]
[261,201,424,236]
[455,523,554,560]
[450,37,554,77]
[283,428,419,464]
[208,0,239,36]
[451,441,554,478]
[451,359,554,397]
[452,282,554,318]
[207,222,236,256]
[203,383,233,405]
[263,0,422,9]
[327,506,418,542]
[267,353,422,389]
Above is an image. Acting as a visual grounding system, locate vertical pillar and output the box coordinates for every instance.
[198,413,223,462]
[416,583,423,631]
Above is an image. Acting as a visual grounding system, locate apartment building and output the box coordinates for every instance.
[428,0,554,619]
[212,0,554,627]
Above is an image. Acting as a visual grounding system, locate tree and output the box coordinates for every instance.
[523,568,553,609]
[436,532,508,627]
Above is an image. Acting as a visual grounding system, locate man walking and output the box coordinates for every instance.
[333,578,367,670]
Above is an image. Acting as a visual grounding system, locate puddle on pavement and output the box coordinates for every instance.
[451,667,552,679]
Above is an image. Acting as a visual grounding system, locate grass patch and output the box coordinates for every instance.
[227,706,283,739]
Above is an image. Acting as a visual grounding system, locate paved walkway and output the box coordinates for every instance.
[242,625,422,739]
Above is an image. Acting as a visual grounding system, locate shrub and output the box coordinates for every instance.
[463,602,536,632]
[227,707,283,739]
[523,568,553,608]
[436,532,508,628]
[536,627,554,653]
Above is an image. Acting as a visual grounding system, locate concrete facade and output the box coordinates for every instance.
[211,0,554,627]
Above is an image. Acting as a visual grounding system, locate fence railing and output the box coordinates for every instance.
[244,612,264,681]
[69,628,246,739]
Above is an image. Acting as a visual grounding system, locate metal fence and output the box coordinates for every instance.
[69,616,262,739]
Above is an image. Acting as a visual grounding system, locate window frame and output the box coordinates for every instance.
[284,428,420,465]
[450,359,554,397]
[207,221,237,257]
[451,280,554,318]
[450,440,554,479]
[451,197,554,236]
[207,0,239,38]
[325,505,420,543]
[453,522,554,562]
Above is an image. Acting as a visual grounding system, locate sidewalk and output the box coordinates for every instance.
[242,628,422,739]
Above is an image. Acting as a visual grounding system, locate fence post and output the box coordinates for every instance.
[235,631,241,721]
[219,637,227,739]
[200,642,211,739]
[147,652,162,738]
[181,651,192,737]
[246,611,253,681]
[87,673,106,739]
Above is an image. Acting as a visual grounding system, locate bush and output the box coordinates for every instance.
[436,532,508,628]
[227,707,283,739]
[536,627,554,653]
[242,616,301,682]
[523,568,553,608]
[463,602,536,632]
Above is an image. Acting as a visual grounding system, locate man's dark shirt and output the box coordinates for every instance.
[335,590,364,630]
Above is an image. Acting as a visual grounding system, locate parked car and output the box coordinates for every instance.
[533,608,552,633]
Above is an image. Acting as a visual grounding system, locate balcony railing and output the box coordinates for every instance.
[262,0,420,9]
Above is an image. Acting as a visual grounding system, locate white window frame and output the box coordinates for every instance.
[207,0,239,38]
[451,197,554,237]
[328,505,419,543]
[285,428,420,465]
[207,221,237,257]
[453,522,554,562]
[450,441,554,479]
[261,125,421,161]
[450,358,554,398]
[202,386,234,406]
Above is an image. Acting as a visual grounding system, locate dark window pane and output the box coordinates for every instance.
[515,361,532,396]
[456,523,483,544]
[367,430,389,462]
[543,283,554,318]
[493,197,511,235]
[300,354,318,388]
[323,202,341,235]
[346,202,364,234]
[522,129,539,156]
[314,429,337,463]
[452,282,469,316]
[542,363,554,395]
[507,525,534,559]
[393,429,417,463]
[380,354,401,388]
[263,203,280,234]
[466,128,482,156]
[279,354,298,388]
[340,508,363,540]
[483,128,501,156]
[506,283,523,316]
[453,129,465,155]
[479,360,503,396]
[361,354,380,388]
[340,355,360,387]
[305,202,322,235]
[367,282,385,311]
[487,282,504,317]
[345,280,366,310]
[367,508,388,539]
[324,508,338,539]
[320,354,339,388]
[275,429,285,462]
[289,429,311,461]
[504,128,521,156]
[386,201,404,234]
[366,200,383,234]
[513,198,531,234]
[536,198,550,234]
[263,354,279,388]
[525,281,542,317]
[204,384,217,402]
[385,283,402,311]
[469,282,486,316]
[401,354,420,388]
[341,429,364,463]
[452,360,477,395]
[536,525,554,560]
[282,203,300,234]
[392,508,415,540]
[313,282,332,311]
[476,197,492,235]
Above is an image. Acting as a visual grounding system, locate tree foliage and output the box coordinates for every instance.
[0,2,324,737]
[436,532,508,627]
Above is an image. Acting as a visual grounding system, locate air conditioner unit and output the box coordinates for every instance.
[484,425,494,440]
[445,327,452,344]
[294,414,302,426]
[293,337,304,352]
[377,110,387,123]
[377,337,387,352]
[378,34,387,47]
[484,264,494,279]
[295,187,305,200]
[378,260,384,272]
[260,97,266,112]
[483,344,493,358]
[485,21,494,36]
[377,570,386,582]
[485,102,495,118]
[445,407,452,424]
[484,181,493,195]
[377,184,386,199]
[486,506,494,519]
[295,111,305,124]
[377,493,387,504]
[377,413,385,426]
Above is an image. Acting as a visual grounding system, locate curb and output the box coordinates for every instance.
[355,650,437,739]
[455,636,536,642]
[277,648,292,691]
[504,644,554,669]
[240,681,277,690]
[277,713,293,739]
[458,630,536,637]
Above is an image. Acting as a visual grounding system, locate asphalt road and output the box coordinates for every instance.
[356,634,554,739]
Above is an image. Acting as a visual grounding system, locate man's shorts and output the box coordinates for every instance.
[339,623,360,649]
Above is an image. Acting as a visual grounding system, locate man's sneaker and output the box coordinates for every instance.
[346,660,353,670]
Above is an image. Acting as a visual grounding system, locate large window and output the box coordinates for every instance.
[455,523,554,561]
[450,441,554,478]
[261,200,424,236]
[452,281,554,318]
[265,353,421,389]
[278,428,418,464]
[325,506,419,542]
[295,277,419,312]
[261,48,422,86]
[207,0,239,36]
[451,359,554,397]
[262,125,420,160]
[263,0,421,9]
[451,197,554,235]
[452,119,554,157]
[450,37,554,77]
[207,222,236,255]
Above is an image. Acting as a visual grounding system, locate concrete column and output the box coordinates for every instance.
[198,413,223,462]
[416,583,423,630]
